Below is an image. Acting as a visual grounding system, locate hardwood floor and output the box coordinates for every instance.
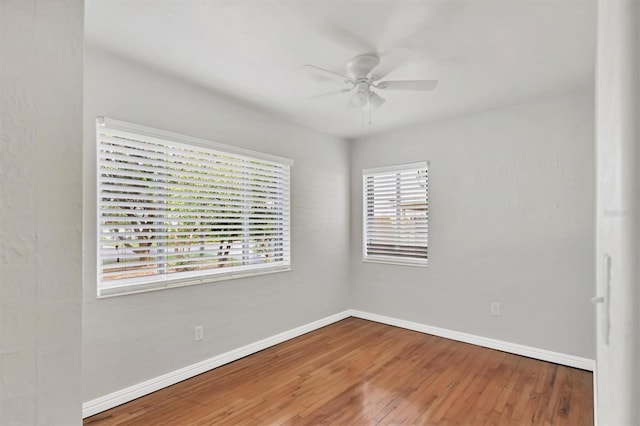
[84,318,593,425]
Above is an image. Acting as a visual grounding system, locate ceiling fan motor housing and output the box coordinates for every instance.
[346,55,381,108]
[345,54,380,79]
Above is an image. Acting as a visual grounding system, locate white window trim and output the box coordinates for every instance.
[96,117,293,298]
[362,161,429,267]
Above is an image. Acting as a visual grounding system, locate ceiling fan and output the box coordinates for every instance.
[303,49,438,111]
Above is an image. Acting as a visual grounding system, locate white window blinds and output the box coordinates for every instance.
[363,162,428,266]
[97,118,292,296]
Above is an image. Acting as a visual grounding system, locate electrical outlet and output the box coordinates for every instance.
[194,325,204,341]
[490,302,501,316]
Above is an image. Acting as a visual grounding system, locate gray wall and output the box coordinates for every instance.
[1,0,83,424]
[82,47,351,401]
[349,90,595,359]
[83,45,595,404]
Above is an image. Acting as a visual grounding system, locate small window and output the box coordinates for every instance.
[96,118,292,297]
[363,162,428,266]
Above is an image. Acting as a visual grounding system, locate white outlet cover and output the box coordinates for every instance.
[194,326,204,341]
[491,302,501,316]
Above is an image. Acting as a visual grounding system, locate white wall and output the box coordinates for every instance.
[595,0,640,423]
[82,47,350,401]
[1,0,83,424]
[349,91,595,359]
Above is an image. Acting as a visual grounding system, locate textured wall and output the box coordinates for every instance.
[349,91,595,359]
[1,0,83,424]
[82,47,350,401]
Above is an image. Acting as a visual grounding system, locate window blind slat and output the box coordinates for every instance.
[100,183,286,200]
[100,221,290,230]
[99,157,289,187]
[100,142,288,179]
[100,133,288,173]
[99,200,288,213]
[100,253,289,273]
[101,176,283,194]
[100,246,290,264]
[99,159,288,188]
[100,196,289,213]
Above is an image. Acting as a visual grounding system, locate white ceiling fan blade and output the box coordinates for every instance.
[302,64,353,83]
[375,80,438,91]
[370,47,414,81]
[304,88,353,101]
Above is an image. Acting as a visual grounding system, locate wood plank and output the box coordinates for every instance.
[84,317,593,425]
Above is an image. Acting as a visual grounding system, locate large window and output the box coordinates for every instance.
[97,118,292,297]
[363,162,428,266]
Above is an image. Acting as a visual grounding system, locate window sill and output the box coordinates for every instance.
[362,257,428,268]
[97,266,291,298]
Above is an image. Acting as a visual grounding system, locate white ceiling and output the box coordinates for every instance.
[85,0,596,139]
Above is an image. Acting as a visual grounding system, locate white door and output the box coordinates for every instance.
[594,1,639,424]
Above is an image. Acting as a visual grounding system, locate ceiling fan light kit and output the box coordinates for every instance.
[304,48,438,119]
[367,92,386,110]
[350,91,369,108]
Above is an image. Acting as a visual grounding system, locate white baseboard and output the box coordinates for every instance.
[348,309,595,371]
[84,308,595,418]
[82,310,351,418]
